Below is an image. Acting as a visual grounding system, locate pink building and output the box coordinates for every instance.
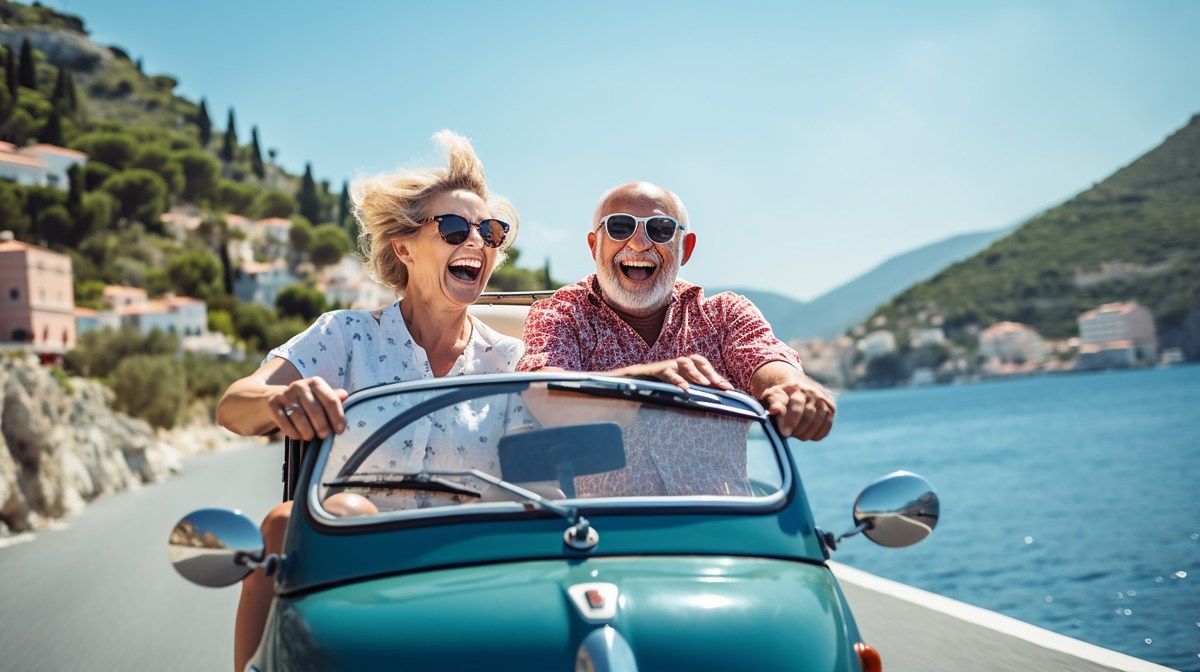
[0,234,76,350]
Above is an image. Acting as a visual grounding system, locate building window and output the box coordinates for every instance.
[9,287,18,301]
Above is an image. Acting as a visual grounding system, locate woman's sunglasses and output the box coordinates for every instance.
[424,214,510,248]
[596,213,683,245]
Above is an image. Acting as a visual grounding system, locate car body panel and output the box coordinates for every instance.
[257,556,860,671]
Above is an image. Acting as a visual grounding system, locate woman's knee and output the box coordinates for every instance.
[260,501,293,552]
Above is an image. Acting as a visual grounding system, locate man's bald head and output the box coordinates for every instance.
[592,181,689,231]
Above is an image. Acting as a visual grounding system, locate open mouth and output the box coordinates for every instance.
[448,258,483,282]
[619,260,657,281]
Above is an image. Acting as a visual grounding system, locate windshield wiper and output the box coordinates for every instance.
[324,473,482,498]
[324,469,599,550]
[547,380,760,420]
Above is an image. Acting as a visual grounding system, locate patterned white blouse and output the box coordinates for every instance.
[268,301,535,508]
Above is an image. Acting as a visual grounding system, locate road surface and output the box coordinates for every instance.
[0,442,1173,672]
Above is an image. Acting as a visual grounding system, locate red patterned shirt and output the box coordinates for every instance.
[517,275,803,391]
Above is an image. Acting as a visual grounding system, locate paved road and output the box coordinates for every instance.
[0,443,1173,672]
[0,443,282,672]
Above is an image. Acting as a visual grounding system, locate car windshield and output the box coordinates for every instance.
[310,376,787,523]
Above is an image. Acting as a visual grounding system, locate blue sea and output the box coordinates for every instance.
[792,365,1200,671]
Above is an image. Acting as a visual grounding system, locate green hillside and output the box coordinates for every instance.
[870,114,1200,354]
[0,0,554,429]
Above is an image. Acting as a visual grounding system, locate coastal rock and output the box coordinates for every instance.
[0,355,222,536]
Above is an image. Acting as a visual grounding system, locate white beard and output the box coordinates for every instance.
[596,252,677,317]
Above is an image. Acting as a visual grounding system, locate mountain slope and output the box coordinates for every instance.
[714,225,1013,340]
[871,113,1200,352]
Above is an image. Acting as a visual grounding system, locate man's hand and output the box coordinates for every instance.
[609,354,733,391]
[751,361,835,440]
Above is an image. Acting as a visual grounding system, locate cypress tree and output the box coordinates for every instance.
[249,126,265,179]
[50,67,75,113]
[41,108,64,145]
[65,71,78,111]
[17,38,36,89]
[297,163,321,223]
[196,98,212,148]
[543,258,553,289]
[66,164,84,218]
[220,107,237,163]
[5,45,19,99]
[338,180,351,227]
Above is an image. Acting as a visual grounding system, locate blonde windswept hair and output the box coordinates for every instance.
[351,130,519,294]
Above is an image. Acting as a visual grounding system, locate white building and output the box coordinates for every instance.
[978,322,1047,364]
[910,327,946,348]
[1078,302,1157,361]
[118,295,207,337]
[857,330,897,361]
[234,259,299,307]
[0,142,88,190]
[317,256,397,310]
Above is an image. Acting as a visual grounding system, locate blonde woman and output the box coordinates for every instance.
[216,131,523,670]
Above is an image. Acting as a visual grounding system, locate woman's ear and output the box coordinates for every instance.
[391,238,414,266]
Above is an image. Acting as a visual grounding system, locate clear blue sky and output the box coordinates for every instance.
[42,0,1200,301]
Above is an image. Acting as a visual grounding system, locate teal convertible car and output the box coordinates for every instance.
[169,372,938,671]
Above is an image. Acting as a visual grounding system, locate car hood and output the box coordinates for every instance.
[256,556,861,671]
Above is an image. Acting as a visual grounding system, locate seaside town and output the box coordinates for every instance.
[1,137,1183,389]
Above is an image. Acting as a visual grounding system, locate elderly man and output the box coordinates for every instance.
[518,181,834,442]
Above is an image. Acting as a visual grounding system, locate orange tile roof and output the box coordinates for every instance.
[73,307,99,316]
[256,217,292,228]
[25,143,89,159]
[0,239,59,254]
[0,153,44,168]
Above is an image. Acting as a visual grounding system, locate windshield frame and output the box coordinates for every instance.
[304,372,794,529]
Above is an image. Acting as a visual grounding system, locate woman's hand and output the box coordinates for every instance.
[268,377,349,441]
[609,354,733,391]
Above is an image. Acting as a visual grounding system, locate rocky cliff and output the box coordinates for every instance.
[0,354,236,536]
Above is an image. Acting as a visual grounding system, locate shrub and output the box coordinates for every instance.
[110,354,184,428]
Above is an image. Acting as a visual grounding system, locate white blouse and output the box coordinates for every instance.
[268,301,535,507]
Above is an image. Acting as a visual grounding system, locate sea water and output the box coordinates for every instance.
[792,364,1200,671]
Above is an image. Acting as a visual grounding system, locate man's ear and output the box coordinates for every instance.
[680,232,697,266]
[587,230,598,260]
[391,238,414,266]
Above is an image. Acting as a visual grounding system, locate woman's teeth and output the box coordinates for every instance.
[448,258,483,281]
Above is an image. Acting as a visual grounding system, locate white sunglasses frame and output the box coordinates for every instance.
[595,213,685,244]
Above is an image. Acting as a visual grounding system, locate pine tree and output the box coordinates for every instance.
[196,98,212,148]
[297,163,321,223]
[250,126,265,180]
[220,108,237,163]
[17,38,36,90]
[41,108,64,145]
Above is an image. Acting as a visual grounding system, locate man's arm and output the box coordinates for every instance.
[750,361,835,441]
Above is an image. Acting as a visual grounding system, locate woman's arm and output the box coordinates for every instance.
[216,357,349,440]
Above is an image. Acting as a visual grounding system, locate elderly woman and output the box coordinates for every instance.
[216,130,521,670]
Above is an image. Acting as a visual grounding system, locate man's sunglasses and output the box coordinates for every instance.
[423,214,510,248]
[596,213,683,245]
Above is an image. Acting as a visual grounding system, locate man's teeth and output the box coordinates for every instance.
[621,260,656,268]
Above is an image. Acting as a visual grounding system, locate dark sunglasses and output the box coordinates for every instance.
[596,213,683,244]
[423,214,510,248]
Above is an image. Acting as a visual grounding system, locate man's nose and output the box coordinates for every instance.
[626,222,653,251]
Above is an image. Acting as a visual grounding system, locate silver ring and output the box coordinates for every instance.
[282,406,299,417]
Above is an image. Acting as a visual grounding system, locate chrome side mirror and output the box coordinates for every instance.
[168,508,265,587]
[836,471,939,549]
